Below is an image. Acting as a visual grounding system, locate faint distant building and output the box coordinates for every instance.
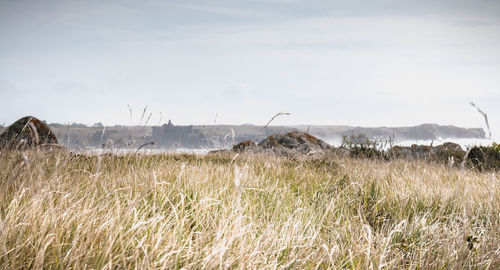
[152,120,214,148]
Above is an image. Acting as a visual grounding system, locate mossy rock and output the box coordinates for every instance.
[0,116,59,150]
[466,144,500,171]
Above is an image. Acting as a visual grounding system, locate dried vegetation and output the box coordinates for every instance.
[0,150,499,269]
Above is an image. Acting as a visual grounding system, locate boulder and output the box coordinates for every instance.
[388,142,465,163]
[410,144,433,158]
[387,144,434,159]
[433,142,463,153]
[216,131,334,157]
[232,140,257,152]
[0,116,58,150]
[387,145,413,158]
[433,142,465,160]
[258,131,333,154]
[465,145,500,171]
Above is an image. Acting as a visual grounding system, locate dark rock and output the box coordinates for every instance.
[387,145,413,158]
[411,144,433,158]
[465,144,500,171]
[258,131,333,154]
[466,147,484,169]
[0,116,59,150]
[388,144,444,159]
[216,131,334,157]
[387,142,466,164]
[433,142,465,163]
[348,146,384,159]
[232,140,257,152]
[434,142,463,153]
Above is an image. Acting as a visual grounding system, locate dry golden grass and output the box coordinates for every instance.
[0,150,499,269]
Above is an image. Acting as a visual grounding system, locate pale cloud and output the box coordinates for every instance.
[0,0,499,140]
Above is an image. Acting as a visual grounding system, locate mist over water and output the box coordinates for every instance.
[72,137,495,156]
[72,147,213,155]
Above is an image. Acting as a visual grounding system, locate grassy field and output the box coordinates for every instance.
[0,150,499,269]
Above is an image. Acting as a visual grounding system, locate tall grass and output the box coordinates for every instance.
[0,150,499,269]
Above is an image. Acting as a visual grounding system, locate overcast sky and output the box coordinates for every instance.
[1,0,499,137]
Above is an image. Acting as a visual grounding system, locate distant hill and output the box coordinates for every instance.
[35,122,485,149]
[295,123,485,143]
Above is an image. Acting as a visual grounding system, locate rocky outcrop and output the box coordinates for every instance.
[465,144,500,171]
[0,116,58,150]
[212,131,334,156]
[215,132,499,170]
[387,145,413,158]
[232,140,257,153]
[223,132,469,161]
[433,142,465,160]
[258,131,333,154]
[385,142,468,167]
[411,144,433,158]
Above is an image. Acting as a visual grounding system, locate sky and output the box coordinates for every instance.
[1,0,499,139]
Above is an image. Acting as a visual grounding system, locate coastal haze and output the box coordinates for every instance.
[3,1,500,269]
[1,0,499,142]
[0,121,486,151]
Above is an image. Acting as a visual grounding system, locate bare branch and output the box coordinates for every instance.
[127,104,133,121]
[264,112,291,128]
[134,141,155,155]
[470,102,491,139]
[143,113,153,128]
[139,106,148,126]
